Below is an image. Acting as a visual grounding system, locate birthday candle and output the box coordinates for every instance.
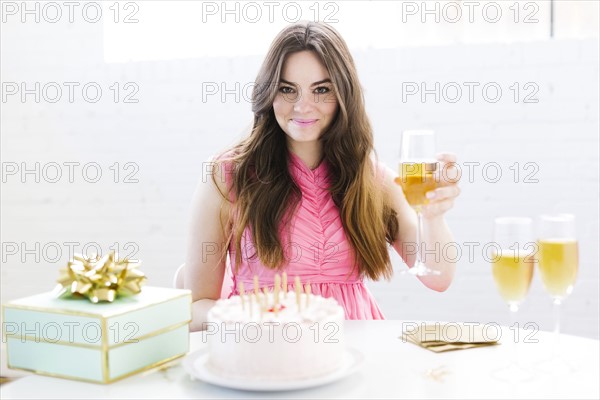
[263,287,269,312]
[248,292,253,318]
[282,272,288,298]
[253,275,259,296]
[274,274,281,310]
[255,293,263,319]
[295,276,302,310]
[304,283,311,307]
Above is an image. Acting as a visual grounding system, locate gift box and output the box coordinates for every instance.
[2,286,191,383]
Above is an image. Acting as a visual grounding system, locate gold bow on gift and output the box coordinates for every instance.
[55,251,146,303]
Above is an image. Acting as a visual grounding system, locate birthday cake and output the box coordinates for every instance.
[205,280,345,381]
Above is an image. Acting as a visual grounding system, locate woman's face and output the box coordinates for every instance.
[273,50,338,147]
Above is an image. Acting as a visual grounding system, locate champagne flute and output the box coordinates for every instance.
[397,130,440,276]
[491,217,535,382]
[536,214,578,373]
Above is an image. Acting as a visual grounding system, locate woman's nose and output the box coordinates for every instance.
[293,88,314,113]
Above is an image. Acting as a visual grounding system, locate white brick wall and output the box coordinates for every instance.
[2,17,598,339]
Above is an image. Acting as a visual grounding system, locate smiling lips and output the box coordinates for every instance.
[292,119,318,127]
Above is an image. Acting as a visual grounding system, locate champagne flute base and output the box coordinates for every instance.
[491,362,536,384]
[535,355,577,377]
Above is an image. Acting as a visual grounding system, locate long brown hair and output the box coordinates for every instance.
[212,21,399,281]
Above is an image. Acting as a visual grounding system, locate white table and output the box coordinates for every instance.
[1,321,598,399]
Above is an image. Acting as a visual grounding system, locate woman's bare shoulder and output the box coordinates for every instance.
[207,150,237,201]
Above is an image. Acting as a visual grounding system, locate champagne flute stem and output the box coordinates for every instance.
[509,304,519,366]
[553,298,562,359]
[416,210,423,267]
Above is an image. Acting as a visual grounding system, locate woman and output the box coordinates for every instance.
[184,21,461,331]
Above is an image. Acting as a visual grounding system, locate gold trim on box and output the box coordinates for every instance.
[102,323,190,384]
[109,320,191,349]
[6,351,188,384]
[101,316,109,382]
[107,352,187,384]
[6,323,191,384]
[2,292,192,319]
[3,320,191,349]
[4,335,105,350]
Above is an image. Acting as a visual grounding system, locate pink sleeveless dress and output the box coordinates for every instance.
[213,149,385,319]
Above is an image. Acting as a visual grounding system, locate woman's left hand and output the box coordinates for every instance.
[421,152,461,219]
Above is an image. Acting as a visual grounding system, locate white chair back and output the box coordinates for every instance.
[173,259,234,299]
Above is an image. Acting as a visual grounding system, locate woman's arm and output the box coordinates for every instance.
[184,159,231,331]
[382,153,461,291]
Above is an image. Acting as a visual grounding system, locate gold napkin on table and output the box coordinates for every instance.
[400,323,500,353]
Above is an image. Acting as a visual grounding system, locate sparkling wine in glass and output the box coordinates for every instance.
[491,217,535,382]
[397,130,440,276]
[536,214,579,373]
[492,250,535,310]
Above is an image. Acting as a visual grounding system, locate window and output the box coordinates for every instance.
[103,1,599,63]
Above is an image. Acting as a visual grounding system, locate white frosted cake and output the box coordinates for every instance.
[205,290,345,381]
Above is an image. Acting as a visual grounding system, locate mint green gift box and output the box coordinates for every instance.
[2,286,191,383]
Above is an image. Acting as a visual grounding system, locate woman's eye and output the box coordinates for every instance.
[279,86,295,94]
[314,86,331,94]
